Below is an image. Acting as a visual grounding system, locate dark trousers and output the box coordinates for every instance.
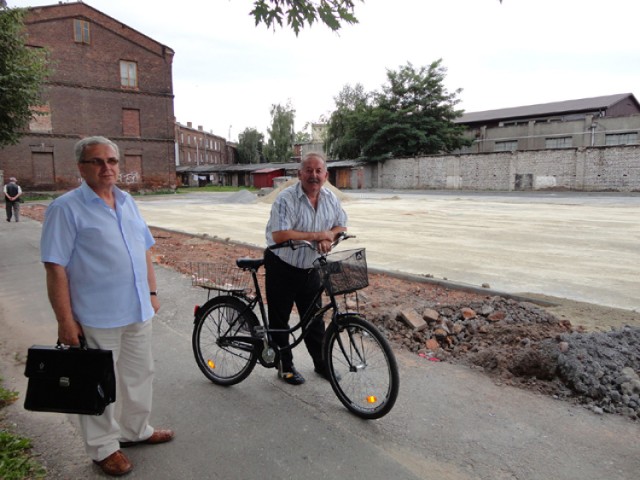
[5,201,19,222]
[264,249,325,371]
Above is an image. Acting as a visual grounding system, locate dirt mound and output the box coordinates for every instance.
[224,189,258,204]
[258,178,351,204]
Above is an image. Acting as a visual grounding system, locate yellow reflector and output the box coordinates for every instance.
[207,360,215,369]
[366,395,377,404]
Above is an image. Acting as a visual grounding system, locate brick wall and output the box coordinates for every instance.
[0,3,175,191]
[371,145,640,192]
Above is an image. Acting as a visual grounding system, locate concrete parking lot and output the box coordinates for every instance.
[136,190,640,312]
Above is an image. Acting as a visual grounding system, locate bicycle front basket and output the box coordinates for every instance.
[315,248,368,295]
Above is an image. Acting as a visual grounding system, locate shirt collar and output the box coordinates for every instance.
[294,180,325,201]
[79,181,125,205]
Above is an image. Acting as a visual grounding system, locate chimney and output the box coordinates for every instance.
[187,122,192,128]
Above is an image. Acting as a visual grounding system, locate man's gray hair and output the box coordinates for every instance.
[299,151,327,170]
[74,136,120,163]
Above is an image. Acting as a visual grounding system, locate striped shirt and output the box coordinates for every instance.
[266,182,348,268]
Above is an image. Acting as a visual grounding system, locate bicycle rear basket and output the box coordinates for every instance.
[314,248,368,295]
[190,262,251,292]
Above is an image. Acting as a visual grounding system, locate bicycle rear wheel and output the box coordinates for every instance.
[192,296,259,386]
[323,315,399,419]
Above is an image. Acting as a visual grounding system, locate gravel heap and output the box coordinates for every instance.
[372,296,640,420]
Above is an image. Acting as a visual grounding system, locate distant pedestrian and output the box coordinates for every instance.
[4,176,22,222]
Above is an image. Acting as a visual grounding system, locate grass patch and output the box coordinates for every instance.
[0,378,46,480]
[0,386,18,408]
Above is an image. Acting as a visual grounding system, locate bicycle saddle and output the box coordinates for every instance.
[236,258,264,270]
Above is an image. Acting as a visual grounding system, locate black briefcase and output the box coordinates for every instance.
[24,340,116,415]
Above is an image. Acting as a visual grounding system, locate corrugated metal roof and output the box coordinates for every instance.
[253,168,284,174]
[176,162,298,174]
[327,159,366,168]
[456,93,637,124]
[176,160,364,175]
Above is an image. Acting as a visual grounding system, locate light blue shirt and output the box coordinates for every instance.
[40,182,155,328]
[266,182,348,268]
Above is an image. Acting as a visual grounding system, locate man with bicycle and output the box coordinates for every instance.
[265,151,347,385]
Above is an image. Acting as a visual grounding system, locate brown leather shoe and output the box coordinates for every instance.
[120,428,175,448]
[93,450,133,476]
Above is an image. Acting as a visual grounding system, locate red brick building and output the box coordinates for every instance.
[0,2,176,190]
[174,121,235,186]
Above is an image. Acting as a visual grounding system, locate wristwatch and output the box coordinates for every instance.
[150,291,158,296]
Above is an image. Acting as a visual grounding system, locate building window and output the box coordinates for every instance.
[545,137,572,149]
[605,132,638,146]
[495,140,518,152]
[120,61,138,88]
[74,19,90,44]
[122,109,141,137]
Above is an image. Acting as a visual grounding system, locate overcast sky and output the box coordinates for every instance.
[9,0,640,141]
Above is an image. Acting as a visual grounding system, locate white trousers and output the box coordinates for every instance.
[78,320,155,461]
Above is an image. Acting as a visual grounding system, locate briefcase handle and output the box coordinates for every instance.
[56,335,89,350]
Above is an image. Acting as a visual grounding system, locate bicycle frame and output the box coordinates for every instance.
[210,259,353,366]
[202,237,364,367]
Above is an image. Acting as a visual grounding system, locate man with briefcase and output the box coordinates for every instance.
[40,136,174,476]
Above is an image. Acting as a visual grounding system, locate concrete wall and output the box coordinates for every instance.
[365,145,640,192]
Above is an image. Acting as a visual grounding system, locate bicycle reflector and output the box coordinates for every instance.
[207,359,215,369]
[194,305,200,316]
[366,395,377,404]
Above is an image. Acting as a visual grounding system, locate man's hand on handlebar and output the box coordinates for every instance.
[268,231,353,254]
[317,239,332,254]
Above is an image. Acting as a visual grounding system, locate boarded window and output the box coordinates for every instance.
[32,152,55,185]
[120,155,142,185]
[29,104,53,133]
[122,109,141,136]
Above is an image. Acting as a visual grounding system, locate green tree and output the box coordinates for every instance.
[325,60,470,161]
[237,127,265,164]
[325,83,372,160]
[364,60,470,158]
[0,7,49,147]
[250,0,361,35]
[294,122,311,144]
[264,102,295,162]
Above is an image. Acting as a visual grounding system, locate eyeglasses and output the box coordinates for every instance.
[79,158,119,167]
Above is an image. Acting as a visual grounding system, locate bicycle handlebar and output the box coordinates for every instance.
[268,231,354,253]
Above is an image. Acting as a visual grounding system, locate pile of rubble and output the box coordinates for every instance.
[371,296,640,420]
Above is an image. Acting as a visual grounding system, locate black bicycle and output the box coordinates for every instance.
[190,233,399,419]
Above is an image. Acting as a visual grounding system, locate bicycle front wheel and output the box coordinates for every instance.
[323,315,399,419]
[192,296,259,386]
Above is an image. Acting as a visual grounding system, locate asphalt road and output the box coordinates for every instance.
[1,215,638,479]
